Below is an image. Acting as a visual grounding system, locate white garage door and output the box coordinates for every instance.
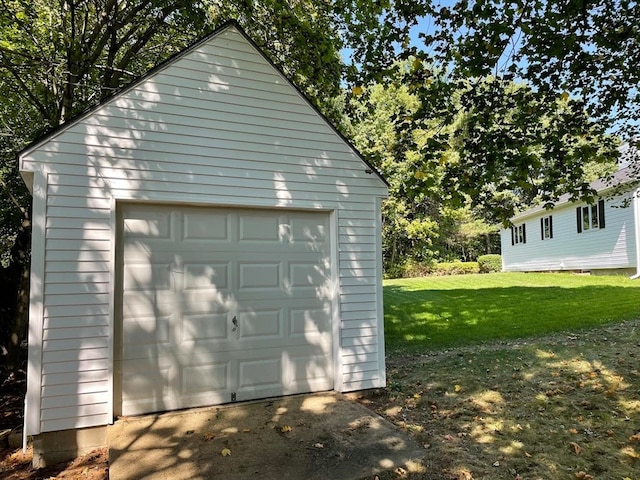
[117,204,334,416]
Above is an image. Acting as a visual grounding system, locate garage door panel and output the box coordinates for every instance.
[236,308,283,340]
[289,261,330,288]
[238,214,281,242]
[182,211,231,241]
[120,204,333,416]
[123,263,172,291]
[123,211,172,239]
[180,312,229,343]
[122,314,171,347]
[290,214,328,244]
[122,293,178,318]
[183,262,230,290]
[288,353,333,387]
[238,357,281,386]
[182,362,231,394]
[238,262,281,289]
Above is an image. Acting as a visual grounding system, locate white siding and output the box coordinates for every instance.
[501,191,637,272]
[21,25,387,435]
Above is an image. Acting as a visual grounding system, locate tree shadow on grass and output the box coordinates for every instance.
[383,284,640,352]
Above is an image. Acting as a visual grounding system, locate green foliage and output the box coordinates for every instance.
[433,261,479,276]
[477,254,502,273]
[342,1,631,222]
[346,76,500,273]
[384,259,434,280]
[384,273,640,353]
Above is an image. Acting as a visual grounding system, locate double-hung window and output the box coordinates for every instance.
[511,223,526,245]
[540,215,553,240]
[576,199,606,233]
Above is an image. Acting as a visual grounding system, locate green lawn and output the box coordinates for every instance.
[383,272,640,353]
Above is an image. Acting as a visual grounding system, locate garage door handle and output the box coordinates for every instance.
[232,315,238,332]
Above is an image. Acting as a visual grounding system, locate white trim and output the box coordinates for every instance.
[329,209,343,392]
[107,197,117,422]
[375,197,386,387]
[110,193,338,213]
[24,171,48,437]
[632,188,640,279]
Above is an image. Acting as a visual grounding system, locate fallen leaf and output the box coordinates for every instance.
[493,461,500,467]
[568,428,578,434]
[394,466,407,477]
[454,384,462,392]
[524,451,532,458]
[242,429,251,433]
[220,448,231,457]
[573,472,592,480]
[569,442,582,455]
[281,425,292,433]
[203,432,215,441]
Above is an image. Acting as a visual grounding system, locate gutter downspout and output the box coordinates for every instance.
[631,187,640,279]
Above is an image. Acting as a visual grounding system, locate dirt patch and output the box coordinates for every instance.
[356,319,640,479]
[0,446,108,480]
[108,392,424,480]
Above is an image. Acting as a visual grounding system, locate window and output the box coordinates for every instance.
[540,215,553,240]
[511,223,526,245]
[576,199,606,233]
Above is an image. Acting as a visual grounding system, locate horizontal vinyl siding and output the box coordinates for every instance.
[502,192,636,272]
[23,25,386,433]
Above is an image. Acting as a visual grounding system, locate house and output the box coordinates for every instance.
[19,21,388,464]
[500,166,640,276]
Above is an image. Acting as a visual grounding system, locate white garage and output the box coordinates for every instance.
[19,20,388,463]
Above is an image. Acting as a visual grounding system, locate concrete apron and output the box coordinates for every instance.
[108,392,425,480]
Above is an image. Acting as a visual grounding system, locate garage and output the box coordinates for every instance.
[20,20,388,461]
[117,204,334,415]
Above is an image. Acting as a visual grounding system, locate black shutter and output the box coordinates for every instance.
[549,216,553,239]
[511,226,515,245]
[522,223,526,243]
[576,207,582,233]
[598,199,605,229]
[541,218,544,240]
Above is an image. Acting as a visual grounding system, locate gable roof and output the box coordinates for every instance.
[512,166,639,221]
[19,20,387,187]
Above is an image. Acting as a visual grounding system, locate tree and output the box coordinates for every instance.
[341,0,633,221]
[0,0,346,370]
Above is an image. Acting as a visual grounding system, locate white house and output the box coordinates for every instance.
[501,167,640,276]
[19,21,388,464]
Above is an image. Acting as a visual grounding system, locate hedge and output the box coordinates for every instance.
[478,254,502,273]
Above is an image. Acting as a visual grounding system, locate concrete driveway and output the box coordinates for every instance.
[108,392,425,479]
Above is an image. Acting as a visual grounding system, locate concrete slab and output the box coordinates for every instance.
[108,392,425,479]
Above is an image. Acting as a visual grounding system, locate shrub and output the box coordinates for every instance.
[434,261,480,276]
[384,260,434,279]
[478,254,502,273]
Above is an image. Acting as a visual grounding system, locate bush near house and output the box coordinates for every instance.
[477,254,502,273]
[433,261,480,275]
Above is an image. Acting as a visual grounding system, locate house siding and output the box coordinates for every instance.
[501,191,637,272]
[21,26,387,435]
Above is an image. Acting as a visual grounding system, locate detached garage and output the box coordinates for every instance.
[19,21,388,462]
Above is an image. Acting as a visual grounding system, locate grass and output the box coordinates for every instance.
[355,272,640,479]
[384,272,640,353]
[358,319,640,480]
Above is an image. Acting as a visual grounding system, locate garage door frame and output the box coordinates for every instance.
[112,199,342,418]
